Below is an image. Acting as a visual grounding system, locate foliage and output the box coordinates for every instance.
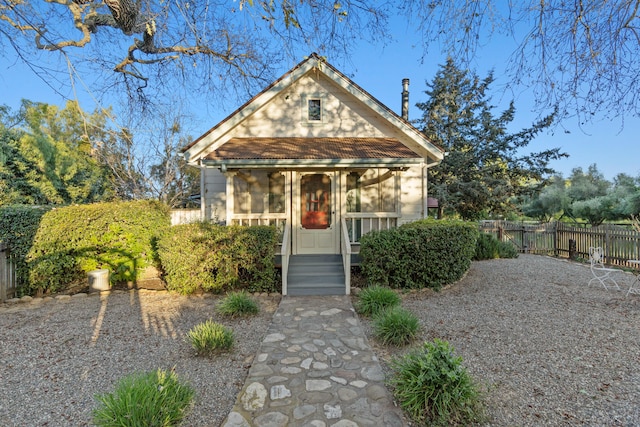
[216,291,260,317]
[0,101,116,206]
[354,285,400,317]
[186,320,234,355]
[92,368,194,427]
[416,58,566,220]
[2,1,637,123]
[474,233,518,260]
[26,201,170,295]
[157,223,278,294]
[389,339,485,426]
[0,205,51,291]
[372,306,420,347]
[360,219,478,290]
[521,165,640,225]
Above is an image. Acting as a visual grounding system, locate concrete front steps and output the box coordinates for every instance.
[286,254,345,296]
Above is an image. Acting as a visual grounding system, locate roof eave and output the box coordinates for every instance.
[201,158,427,169]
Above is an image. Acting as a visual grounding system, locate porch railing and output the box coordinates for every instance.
[279,222,291,296]
[344,213,399,244]
[340,218,352,295]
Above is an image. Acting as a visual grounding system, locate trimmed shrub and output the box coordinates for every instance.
[157,223,278,294]
[360,219,478,290]
[93,368,194,427]
[474,232,501,260]
[474,233,519,260]
[354,285,400,317]
[216,291,259,317]
[0,205,51,292]
[373,306,420,346]
[26,201,170,295]
[498,240,519,258]
[389,339,485,426]
[186,319,234,355]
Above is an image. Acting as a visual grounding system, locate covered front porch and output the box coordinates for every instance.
[222,167,410,295]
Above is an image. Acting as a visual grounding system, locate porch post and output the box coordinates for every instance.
[224,171,237,225]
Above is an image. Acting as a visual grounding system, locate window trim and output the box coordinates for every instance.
[301,94,326,124]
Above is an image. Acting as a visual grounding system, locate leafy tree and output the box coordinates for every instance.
[521,175,570,222]
[521,167,640,225]
[416,58,566,220]
[0,101,115,205]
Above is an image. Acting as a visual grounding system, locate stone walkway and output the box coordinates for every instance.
[222,295,408,427]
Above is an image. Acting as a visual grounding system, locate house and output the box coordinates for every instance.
[182,54,444,296]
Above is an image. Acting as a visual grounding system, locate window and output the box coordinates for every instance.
[308,99,322,121]
[233,170,286,214]
[346,169,396,213]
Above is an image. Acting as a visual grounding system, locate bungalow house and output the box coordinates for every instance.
[182,54,444,296]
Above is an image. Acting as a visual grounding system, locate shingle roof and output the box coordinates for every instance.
[202,137,420,161]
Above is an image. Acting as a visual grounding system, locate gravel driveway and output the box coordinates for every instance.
[360,254,640,426]
[1,254,639,426]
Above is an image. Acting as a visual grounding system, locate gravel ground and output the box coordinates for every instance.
[1,255,639,426]
[358,254,640,426]
[0,290,280,427]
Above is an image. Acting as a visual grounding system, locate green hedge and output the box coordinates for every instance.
[26,201,170,294]
[360,219,479,290]
[0,205,51,291]
[157,223,278,294]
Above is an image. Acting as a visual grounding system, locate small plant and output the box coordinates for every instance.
[389,339,485,426]
[355,285,400,317]
[216,291,259,317]
[373,306,420,346]
[474,233,501,260]
[186,319,234,355]
[497,240,519,258]
[93,368,194,427]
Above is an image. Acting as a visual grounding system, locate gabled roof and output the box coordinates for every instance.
[183,53,444,165]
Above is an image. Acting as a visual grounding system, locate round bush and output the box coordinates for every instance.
[93,368,194,427]
[389,339,484,426]
[373,306,420,346]
[186,319,234,355]
[216,291,259,317]
[355,285,401,317]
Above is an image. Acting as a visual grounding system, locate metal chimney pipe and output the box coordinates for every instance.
[401,78,410,120]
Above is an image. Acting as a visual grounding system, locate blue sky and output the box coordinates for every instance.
[1,13,638,181]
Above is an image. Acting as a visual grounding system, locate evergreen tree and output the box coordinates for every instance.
[416,58,567,220]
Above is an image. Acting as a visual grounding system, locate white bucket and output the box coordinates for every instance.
[88,269,110,292]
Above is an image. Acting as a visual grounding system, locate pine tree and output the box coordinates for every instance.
[416,58,566,220]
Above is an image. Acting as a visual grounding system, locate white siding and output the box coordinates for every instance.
[399,165,425,224]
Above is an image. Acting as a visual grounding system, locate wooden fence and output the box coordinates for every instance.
[170,209,202,226]
[0,242,17,302]
[479,220,640,268]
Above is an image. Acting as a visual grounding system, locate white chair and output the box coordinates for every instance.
[588,247,621,290]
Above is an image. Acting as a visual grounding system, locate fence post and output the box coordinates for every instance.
[568,239,577,260]
[0,243,7,302]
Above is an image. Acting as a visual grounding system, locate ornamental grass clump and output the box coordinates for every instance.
[186,319,234,355]
[373,306,420,346]
[93,368,194,427]
[216,291,259,317]
[389,339,485,426]
[355,285,400,317]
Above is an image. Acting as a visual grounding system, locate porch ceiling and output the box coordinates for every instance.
[202,137,423,166]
